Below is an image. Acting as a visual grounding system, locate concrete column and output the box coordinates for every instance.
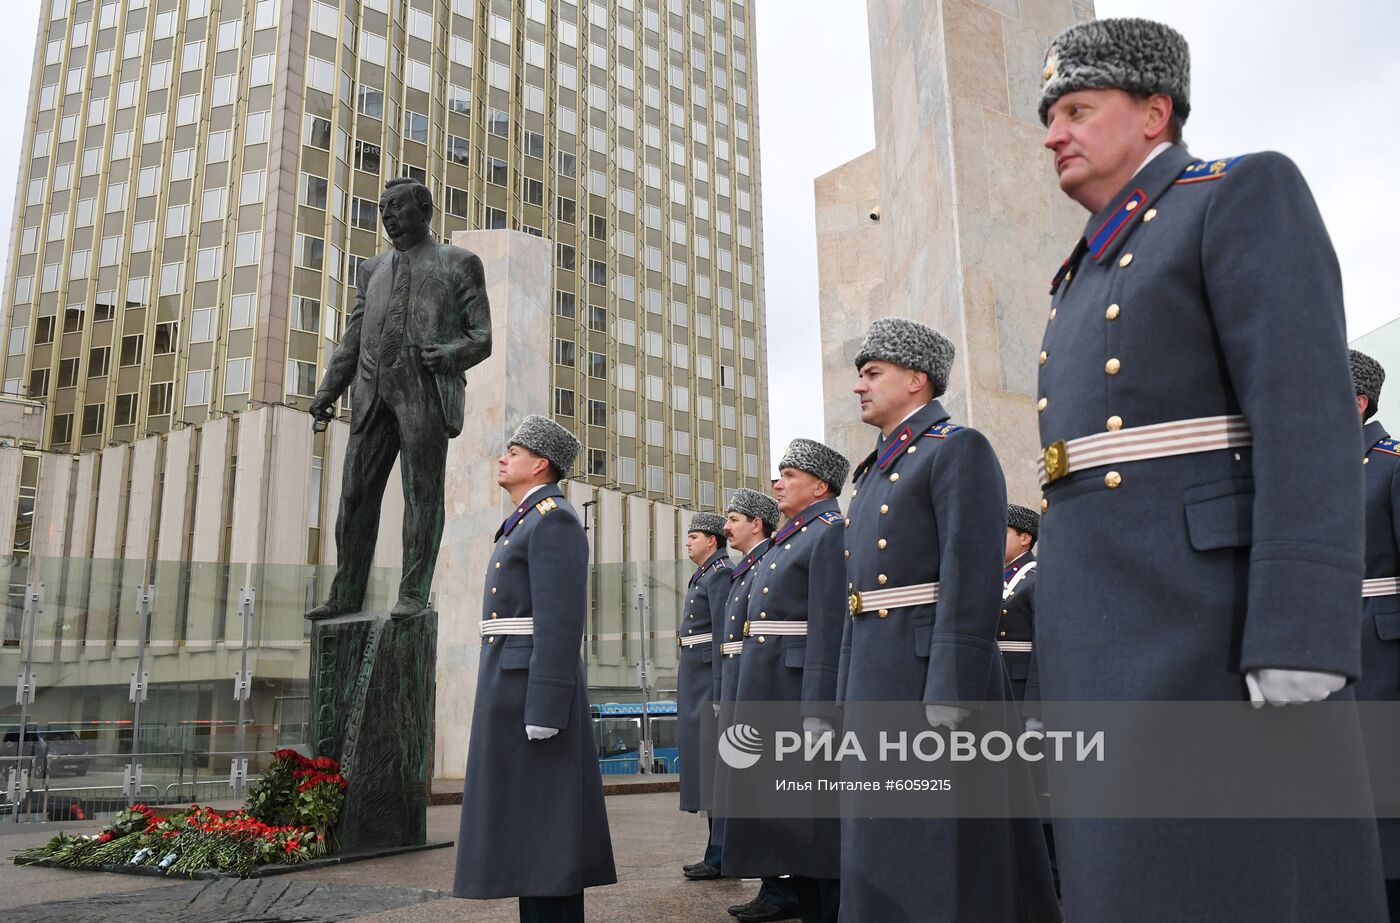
[0,447,24,557]
[819,0,1094,505]
[434,229,552,780]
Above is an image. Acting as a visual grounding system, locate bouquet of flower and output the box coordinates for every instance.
[13,749,348,876]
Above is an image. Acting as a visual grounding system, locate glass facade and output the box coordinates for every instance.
[2,0,770,506]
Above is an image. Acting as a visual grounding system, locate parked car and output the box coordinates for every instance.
[1,727,90,778]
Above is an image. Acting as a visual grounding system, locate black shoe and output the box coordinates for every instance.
[682,860,706,873]
[735,899,798,922]
[683,862,721,880]
[728,896,760,916]
[390,596,425,619]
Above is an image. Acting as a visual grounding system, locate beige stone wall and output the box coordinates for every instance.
[822,0,1094,506]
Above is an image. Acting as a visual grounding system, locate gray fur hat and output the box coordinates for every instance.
[508,414,581,478]
[727,488,779,530]
[1008,504,1041,539]
[1351,350,1385,421]
[853,316,956,397]
[687,512,727,539]
[1039,18,1191,126]
[779,438,851,497]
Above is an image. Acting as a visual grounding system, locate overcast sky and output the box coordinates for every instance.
[0,1,1394,470]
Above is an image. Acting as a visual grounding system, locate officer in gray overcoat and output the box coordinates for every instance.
[1000,504,1040,703]
[453,415,616,923]
[711,489,800,922]
[1352,350,1400,918]
[677,511,731,880]
[723,440,848,923]
[837,318,1060,923]
[1035,18,1387,922]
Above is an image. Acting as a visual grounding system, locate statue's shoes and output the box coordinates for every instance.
[390,597,425,619]
[304,601,347,620]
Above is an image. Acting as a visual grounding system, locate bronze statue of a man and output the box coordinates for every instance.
[306,177,492,619]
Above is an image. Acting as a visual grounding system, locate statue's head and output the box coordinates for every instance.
[380,177,433,246]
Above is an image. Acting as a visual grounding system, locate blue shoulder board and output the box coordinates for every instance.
[818,510,845,525]
[923,422,964,439]
[1175,155,1246,184]
[1372,438,1400,457]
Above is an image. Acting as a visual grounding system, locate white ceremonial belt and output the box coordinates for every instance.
[679,632,713,648]
[849,582,939,617]
[998,640,1034,653]
[721,641,744,656]
[1039,414,1252,487]
[743,619,807,637]
[480,617,534,636]
[1362,577,1400,598]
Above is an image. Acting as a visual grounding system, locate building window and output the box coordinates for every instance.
[445,186,470,219]
[589,215,606,239]
[35,316,55,344]
[522,177,543,206]
[486,156,508,186]
[304,113,332,148]
[589,305,607,332]
[185,370,210,406]
[351,197,378,231]
[484,207,506,229]
[64,306,85,332]
[120,334,144,366]
[87,346,110,378]
[354,140,381,173]
[554,388,575,417]
[81,403,105,437]
[588,449,606,477]
[51,413,72,446]
[556,196,576,223]
[447,134,469,165]
[487,108,509,137]
[403,110,429,143]
[148,382,173,416]
[587,399,606,427]
[555,291,575,317]
[293,296,321,333]
[588,352,606,378]
[225,357,251,394]
[287,359,318,397]
[28,368,48,398]
[301,173,328,209]
[57,358,79,388]
[556,243,575,271]
[231,294,256,328]
[357,86,383,119]
[154,322,178,355]
[114,393,138,426]
[554,339,576,367]
[297,235,324,270]
[588,260,606,285]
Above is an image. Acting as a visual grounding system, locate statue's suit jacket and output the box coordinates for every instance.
[318,235,491,437]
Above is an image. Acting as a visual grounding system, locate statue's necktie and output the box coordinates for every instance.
[380,252,410,358]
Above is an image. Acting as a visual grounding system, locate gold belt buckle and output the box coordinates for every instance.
[849,591,863,617]
[1043,440,1069,484]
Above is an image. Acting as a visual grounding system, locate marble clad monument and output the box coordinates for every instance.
[818,0,1095,506]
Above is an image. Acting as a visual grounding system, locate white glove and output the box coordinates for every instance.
[803,715,835,748]
[1024,716,1044,733]
[525,724,559,740]
[1245,668,1346,709]
[713,703,721,718]
[925,705,970,730]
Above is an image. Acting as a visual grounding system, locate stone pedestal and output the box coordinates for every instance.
[310,610,437,852]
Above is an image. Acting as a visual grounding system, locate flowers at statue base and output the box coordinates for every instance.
[14,749,346,876]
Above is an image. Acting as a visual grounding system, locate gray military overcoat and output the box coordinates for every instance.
[1035,144,1387,921]
[711,538,771,854]
[1360,418,1400,876]
[677,548,730,811]
[837,401,1060,922]
[453,485,617,899]
[721,500,845,880]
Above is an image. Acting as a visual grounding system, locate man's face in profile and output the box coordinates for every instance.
[380,185,428,244]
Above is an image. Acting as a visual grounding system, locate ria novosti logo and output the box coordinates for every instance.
[718,723,764,769]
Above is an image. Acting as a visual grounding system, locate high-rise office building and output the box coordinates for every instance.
[1,0,770,508]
